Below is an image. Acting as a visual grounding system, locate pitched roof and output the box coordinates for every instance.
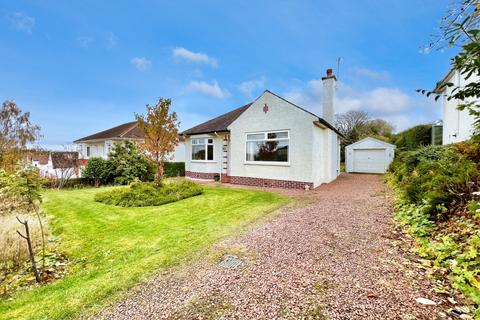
[182,103,252,135]
[434,68,455,94]
[346,137,396,149]
[51,151,79,169]
[182,90,344,137]
[74,121,144,142]
[26,150,50,165]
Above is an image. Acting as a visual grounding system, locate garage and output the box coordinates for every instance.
[345,137,395,174]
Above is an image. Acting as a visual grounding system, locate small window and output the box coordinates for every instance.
[267,132,288,139]
[86,146,90,157]
[246,133,265,140]
[192,138,214,161]
[246,131,289,163]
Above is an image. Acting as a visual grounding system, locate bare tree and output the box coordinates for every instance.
[335,110,370,139]
[51,151,79,189]
[16,217,41,283]
[335,111,395,161]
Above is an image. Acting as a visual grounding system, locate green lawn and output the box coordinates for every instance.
[0,185,288,320]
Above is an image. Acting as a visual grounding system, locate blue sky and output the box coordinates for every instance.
[0,0,456,148]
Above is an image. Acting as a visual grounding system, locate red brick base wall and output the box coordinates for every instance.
[221,175,231,183]
[186,171,219,180]
[230,176,314,190]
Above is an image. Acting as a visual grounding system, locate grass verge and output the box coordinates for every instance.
[0,185,288,319]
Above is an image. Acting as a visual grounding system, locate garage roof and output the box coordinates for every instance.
[346,137,395,149]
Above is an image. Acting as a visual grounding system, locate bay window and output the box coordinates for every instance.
[246,131,289,163]
[191,138,214,161]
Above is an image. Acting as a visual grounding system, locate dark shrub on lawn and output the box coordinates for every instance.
[388,144,480,219]
[94,179,203,207]
[108,141,156,185]
[163,162,185,177]
[82,142,156,187]
[82,157,115,187]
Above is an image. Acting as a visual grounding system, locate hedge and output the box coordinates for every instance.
[164,162,185,177]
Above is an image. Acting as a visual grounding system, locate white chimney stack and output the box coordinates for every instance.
[321,68,336,124]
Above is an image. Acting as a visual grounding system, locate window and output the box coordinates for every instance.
[246,131,289,163]
[191,138,214,161]
[86,146,90,157]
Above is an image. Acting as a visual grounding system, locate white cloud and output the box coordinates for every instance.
[76,36,94,48]
[172,47,218,67]
[130,57,152,71]
[239,77,266,97]
[8,12,35,34]
[283,78,439,132]
[185,80,230,99]
[336,86,411,114]
[352,67,390,81]
[283,78,323,112]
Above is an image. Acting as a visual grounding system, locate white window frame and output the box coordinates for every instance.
[191,137,215,162]
[244,130,290,166]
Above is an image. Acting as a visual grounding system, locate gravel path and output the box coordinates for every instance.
[99,174,448,319]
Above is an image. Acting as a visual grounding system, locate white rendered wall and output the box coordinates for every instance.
[185,133,224,174]
[228,92,316,183]
[441,70,477,144]
[170,141,185,162]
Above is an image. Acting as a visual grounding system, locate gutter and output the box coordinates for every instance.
[433,68,455,94]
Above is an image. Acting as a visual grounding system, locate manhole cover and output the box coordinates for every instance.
[219,255,244,269]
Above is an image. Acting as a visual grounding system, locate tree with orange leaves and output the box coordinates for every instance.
[135,98,180,183]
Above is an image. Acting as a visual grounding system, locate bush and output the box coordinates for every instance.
[82,142,156,187]
[393,124,432,151]
[94,179,202,207]
[452,140,480,164]
[82,158,115,187]
[42,177,92,189]
[389,144,480,219]
[163,162,185,177]
[108,141,155,185]
[388,140,480,315]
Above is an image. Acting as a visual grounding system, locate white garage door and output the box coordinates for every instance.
[353,149,386,173]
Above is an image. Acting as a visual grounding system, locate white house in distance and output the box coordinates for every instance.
[182,69,343,190]
[74,121,186,164]
[434,68,478,144]
[27,151,80,178]
[345,137,395,174]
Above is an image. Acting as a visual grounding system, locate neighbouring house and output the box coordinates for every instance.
[27,150,80,178]
[182,69,343,190]
[434,68,478,144]
[74,121,186,164]
[345,137,395,174]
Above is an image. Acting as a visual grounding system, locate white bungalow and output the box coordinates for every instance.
[74,121,185,164]
[182,69,343,189]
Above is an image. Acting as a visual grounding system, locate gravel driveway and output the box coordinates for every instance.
[99,174,447,319]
